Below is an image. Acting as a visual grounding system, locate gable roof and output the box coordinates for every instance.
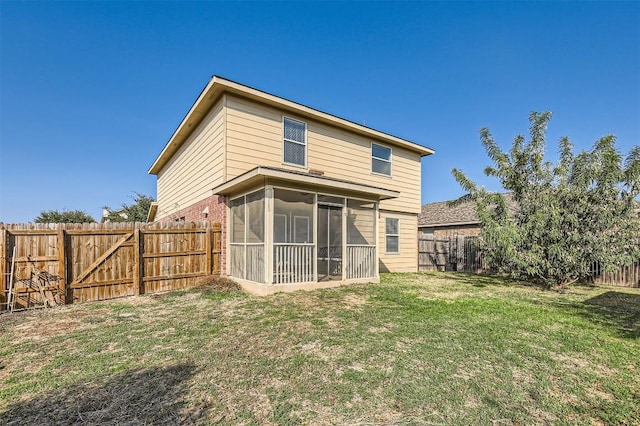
[149,76,435,175]
[419,193,515,227]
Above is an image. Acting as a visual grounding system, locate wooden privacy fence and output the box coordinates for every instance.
[590,261,640,288]
[418,234,640,287]
[1,221,221,311]
[418,235,485,273]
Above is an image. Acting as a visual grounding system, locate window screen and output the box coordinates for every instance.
[283,118,306,166]
[274,189,314,243]
[347,199,376,245]
[229,190,265,283]
[372,143,392,176]
[246,190,264,243]
[230,197,245,243]
[294,216,310,243]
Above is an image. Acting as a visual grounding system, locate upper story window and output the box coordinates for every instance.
[283,117,307,167]
[372,143,392,176]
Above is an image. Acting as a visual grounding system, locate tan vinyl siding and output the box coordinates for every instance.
[156,100,225,219]
[346,200,376,245]
[378,212,418,272]
[226,96,283,179]
[225,95,422,214]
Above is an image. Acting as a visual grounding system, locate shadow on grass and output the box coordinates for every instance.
[581,291,640,339]
[543,290,640,339]
[451,273,640,339]
[0,363,203,425]
[429,271,523,288]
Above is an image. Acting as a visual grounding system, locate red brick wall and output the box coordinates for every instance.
[158,194,227,275]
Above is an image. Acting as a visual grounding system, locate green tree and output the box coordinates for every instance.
[104,193,155,223]
[452,111,640,288]
[34,209,96,223]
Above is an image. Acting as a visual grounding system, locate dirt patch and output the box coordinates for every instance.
[6,308,112,344]
[464,396,480,409]
[114,295,154,306]
[556,354,591,371]
[342,294,367,309]
[511,367,534,387]
[590,387,615,402]
[453,366,477,381]
[153,327,176,338]
[368,323,396,333]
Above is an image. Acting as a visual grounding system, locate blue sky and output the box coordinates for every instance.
[1,1,638,223]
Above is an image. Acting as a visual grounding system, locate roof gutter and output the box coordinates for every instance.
[419,220,480,228]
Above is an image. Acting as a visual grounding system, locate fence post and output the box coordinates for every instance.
[133,228,143,295]
[447,237,455,272]
[205,222,212,275]
[212,222,221,276]
[456,236,464,272]
[0,228,6,310]
[57,227,68,304]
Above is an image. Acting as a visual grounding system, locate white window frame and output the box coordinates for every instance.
[385,217,400,254]
[371,142,392,177]
[283,117,307,168]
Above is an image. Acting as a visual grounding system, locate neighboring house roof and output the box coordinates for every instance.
[148,76,435,175]
[419,193,514,228]
[101,207,128,223]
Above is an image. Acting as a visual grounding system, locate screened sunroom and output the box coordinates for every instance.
[216,167,399,291]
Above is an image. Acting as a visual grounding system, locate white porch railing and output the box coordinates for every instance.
[236,243,375,284]
[273,244,314,284]
[345,245,377,279]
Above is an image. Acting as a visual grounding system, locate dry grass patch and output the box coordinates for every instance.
[195,274,242,294]
[1,307,113,345]
[1,273,639,425]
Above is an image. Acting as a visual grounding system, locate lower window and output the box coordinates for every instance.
[385,218,399,253]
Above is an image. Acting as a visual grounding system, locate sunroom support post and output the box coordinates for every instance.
[375,201,380,279]
[312,193,318,283]
[342,198,347,281]
[265,186,274,285]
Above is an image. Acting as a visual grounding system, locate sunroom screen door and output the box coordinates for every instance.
[317,205,343,281]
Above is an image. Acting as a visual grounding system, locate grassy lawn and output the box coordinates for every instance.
[1,273,639,425]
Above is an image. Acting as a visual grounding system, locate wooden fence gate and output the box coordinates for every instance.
[1,222,222,311]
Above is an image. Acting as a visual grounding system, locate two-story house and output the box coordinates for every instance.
[148,76,434,294]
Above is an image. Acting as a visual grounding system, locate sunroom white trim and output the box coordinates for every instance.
[212,166,400,200]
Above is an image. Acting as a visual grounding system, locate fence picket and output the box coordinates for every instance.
[419,234,638,287]
[1,222,221,311]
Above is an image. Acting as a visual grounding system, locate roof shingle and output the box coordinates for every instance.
[419,194,515,227]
